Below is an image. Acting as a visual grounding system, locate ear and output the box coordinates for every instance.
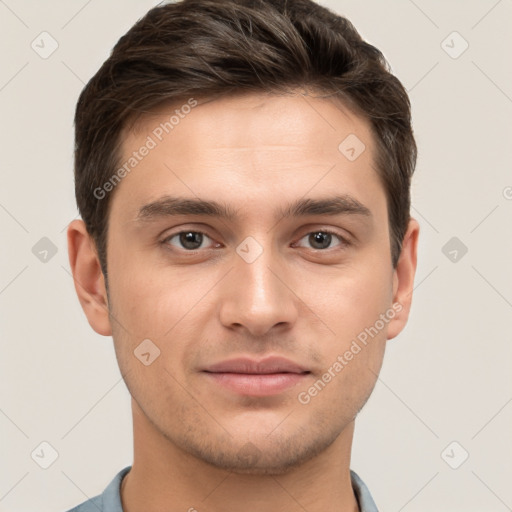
[67,219,112,336]
[387,218,420,340]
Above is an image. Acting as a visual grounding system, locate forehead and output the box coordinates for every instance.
[126,90,374,158]
[111,90,384,223]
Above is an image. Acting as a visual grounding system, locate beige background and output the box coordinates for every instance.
[1,0,511,510]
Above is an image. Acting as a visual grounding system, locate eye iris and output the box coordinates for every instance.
[309,232,331,249]
[180,232,203,250]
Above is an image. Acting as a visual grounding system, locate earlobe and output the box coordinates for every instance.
[387,218,420,340]
[67,220,112,336]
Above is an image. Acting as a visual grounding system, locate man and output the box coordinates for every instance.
[66,0,419,510]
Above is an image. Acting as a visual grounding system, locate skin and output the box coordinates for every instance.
[68,90,419,512]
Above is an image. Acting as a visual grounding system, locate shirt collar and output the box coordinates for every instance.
[96,466,378,512]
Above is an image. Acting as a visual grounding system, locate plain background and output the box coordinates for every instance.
[1,0,511,511]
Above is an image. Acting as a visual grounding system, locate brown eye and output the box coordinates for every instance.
[164,231,212,250]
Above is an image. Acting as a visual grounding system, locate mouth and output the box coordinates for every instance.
[202,356,311,397]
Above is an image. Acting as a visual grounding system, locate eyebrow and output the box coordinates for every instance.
[135,195,372,223]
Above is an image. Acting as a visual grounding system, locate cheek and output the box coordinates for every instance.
[301,258,393,341]
[107,242,173,334]
[107,258,218,372]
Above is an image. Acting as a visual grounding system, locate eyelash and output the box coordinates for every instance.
[293,229,351,250]
[161,229,351,252]
[161,231,220,252]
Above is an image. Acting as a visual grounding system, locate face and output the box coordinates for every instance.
[86,91,415,474]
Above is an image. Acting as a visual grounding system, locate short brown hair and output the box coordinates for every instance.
[74,0,416,276]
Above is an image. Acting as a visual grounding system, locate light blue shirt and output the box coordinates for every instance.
[66,466,378,511]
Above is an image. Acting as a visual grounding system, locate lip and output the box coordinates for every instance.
[203,356,309,374]
[202,356,310,397]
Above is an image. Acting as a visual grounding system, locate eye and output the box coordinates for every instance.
[294,230,348,250]
[163,231,216,251]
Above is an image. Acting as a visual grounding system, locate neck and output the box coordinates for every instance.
[121,400,360,512]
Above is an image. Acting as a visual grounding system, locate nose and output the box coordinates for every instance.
[218,242,299,338]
